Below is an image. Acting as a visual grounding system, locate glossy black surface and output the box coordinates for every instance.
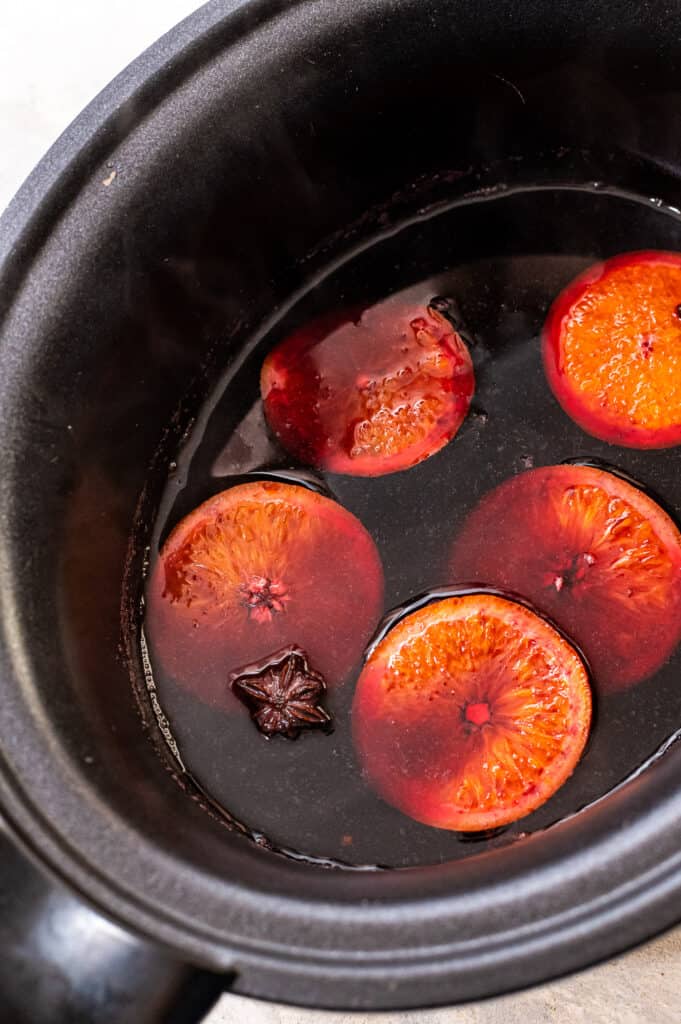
[3,0,681,1012]
[0,825,224,1023]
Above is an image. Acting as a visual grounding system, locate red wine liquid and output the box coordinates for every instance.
[143,183,681,869]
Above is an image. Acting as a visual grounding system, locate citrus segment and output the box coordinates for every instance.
[352,594,591,831]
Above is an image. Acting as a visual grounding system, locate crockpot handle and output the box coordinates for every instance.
[0,822,229,1024]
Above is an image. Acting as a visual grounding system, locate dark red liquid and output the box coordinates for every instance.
[142,184,681,869]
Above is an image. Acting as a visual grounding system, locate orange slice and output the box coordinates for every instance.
[451,463,681,692]
[543,251,681,447]
[352,593,591,832]
[146,481,384,706]
[261,300,474,476]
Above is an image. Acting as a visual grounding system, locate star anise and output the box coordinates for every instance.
[229,646,332,739]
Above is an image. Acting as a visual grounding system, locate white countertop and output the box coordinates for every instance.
[2,3,679,1021]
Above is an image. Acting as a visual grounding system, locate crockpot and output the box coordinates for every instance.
[3,0,681,1015]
